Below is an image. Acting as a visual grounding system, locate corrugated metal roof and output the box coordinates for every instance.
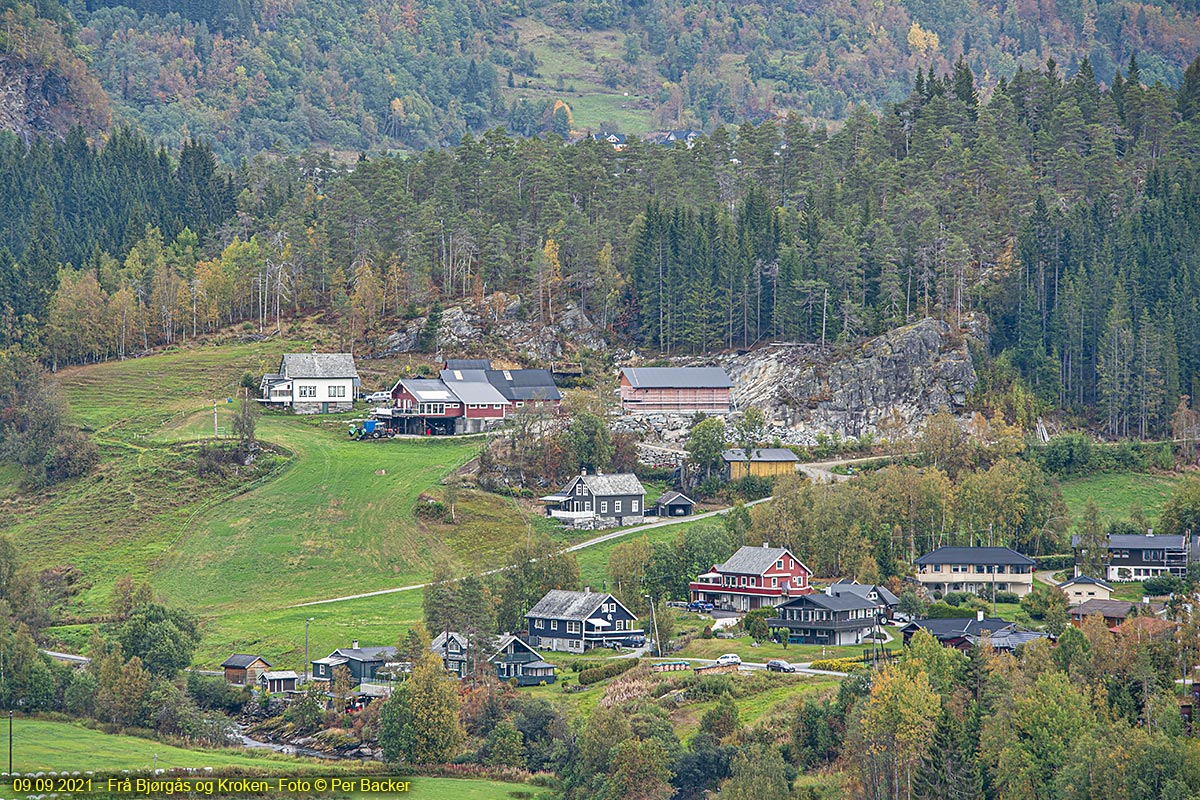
[621,367,733,389]
[280,353,359,379]
[655,490,694,506]
[485,369,561,402]
[914,547,1036,566]
[443,377,510,406]
[445,359,492,370]
[260,670,298,680]
[722,448,798,462]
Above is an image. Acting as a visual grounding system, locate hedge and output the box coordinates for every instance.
[578,658,639,685]
[809,657,867,673]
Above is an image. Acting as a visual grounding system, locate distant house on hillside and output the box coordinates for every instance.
[261,353,359,413]
[689,544,812,612]
[619,367,733,414]
[526,589,642,652]
[901,615,1048,652]
[914,546,1036,598]
[540,472,646,529]
[769,591,878,645]
[1068,598,1166,628]
[592,131,627,150]
[653,490,695,517]
[824,579,899,621]
[222,654,271,685]
[722,448,798,480]
[490,635,557,685]
[430,631,470,678]
[311,641,400,685]
[1058,574,1114,604]
[1072,531,1197,582]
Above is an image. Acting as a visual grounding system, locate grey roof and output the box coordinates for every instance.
[826,583,900,606]
[396,378,458,402]
[442,375,510,406]
[485,369,561,402]
[333,646,398,662]
[259,670,299,680]
[222,654,270,669]
[777,592,876,612]
[489,635,541,661]
[1069,599,1164,618]
[1071,533,1187,550]
[621,367,733,389]
[431,632,469,652]
[914,547,1036,567]
[572,473,645,497]
[966,629,1048,650]
[905,617,1014,639]
[526,590,628,621]
[722,448,799,463]
[655,490,695,507]
[1059,574,1114,590]
[445,359,492,370]
[522,660,557,669]
[280,353,358,379]
[716,545,799,576]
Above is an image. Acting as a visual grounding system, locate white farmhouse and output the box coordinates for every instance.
[261,353,359,413]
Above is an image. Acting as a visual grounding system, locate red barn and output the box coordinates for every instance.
[619,367,732,414]
[689,544,812,612]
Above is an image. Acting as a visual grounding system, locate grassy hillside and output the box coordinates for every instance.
[1059,472,1183,530]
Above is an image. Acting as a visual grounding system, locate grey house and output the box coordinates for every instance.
[768,591,879,646]
[1072,532,1195,582]
[489,635,557,685]
[311,641,399,685]
[526,589,642,652]
[430,631,470,678]
[541,472,646,529]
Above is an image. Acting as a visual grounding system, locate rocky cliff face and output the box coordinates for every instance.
[725,318,977,442]
[0,24,110,143]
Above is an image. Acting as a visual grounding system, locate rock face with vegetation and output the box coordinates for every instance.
[728,318,977,441]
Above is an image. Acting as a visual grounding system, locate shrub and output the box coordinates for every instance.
[1142,575,1186,596]
[942,591,972,607]
[701,625,714,639]
[809,658,867,673]
[578,658,639,686]
[994,591,1020,604]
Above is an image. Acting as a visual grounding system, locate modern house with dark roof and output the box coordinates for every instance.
[653,490,695,517]
[1068,598,1166,628]
[825,580,900,620]
[540,472,646,529]
[914,546,1037,598]
[222,654,271,685]
[769,591,879,645]
[525,589,642,652]
[1058,575,1114,604]
[901,614,1049,652]
[489,635,557,685]
[441,369,511,433]
[311,641,400,685]
[261,353,359,413]
[722,448,799,480]
[619,367,733,414]
[592,131,628,150]
[1071,532,1195,582]
[689,544,813,612]
[484,367,562,410]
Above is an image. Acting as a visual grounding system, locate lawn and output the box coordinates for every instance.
[1059,472,1184,529]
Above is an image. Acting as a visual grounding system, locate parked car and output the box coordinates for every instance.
[620,634,647,648]
[714,653,742,666]
[766,659,797,673]
[364,391,393,405]
[686,601,715,613]
[666,601,689,609]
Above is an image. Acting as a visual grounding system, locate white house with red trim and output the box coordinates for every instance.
[688,544,813,612]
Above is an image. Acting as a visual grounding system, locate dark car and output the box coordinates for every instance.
[766,659,797,673]
[686,601,715,613]
[619,634,647,648]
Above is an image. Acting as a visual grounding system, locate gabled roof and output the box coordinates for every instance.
[1071,533,1187,550]
[826,583,900,605]
[966,629,1048,650]
[777,591,876,612]
[393,378,458,402]
[526,590,634,622]
[430,632,469,653]
[722,448,799,463]
[222,654,270,669]
[1069,599,1164,619]
[485,369,562,402]
[332,646,398,662]
[489,635,542,662]
[914,547,1036,567]
[716,545,805,576]
[621,367,733,389]
[259,670,298,680]
[903,617,1014,640]
[1059,574,1114,591]
[567,473,646,497]
[655,490,695,507]
[444,359,492,370]
[280,353,358,379]
[441,374,510,405]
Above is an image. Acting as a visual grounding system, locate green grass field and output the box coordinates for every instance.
[1058,472,1183,529]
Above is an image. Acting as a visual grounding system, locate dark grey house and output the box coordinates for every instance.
[311,641,399,684]
[430,631,470,678]
[526,589,642,652]
[1072,532,1195,582]
[541,472,646,529]
[489,636,557,685]
[825,580,900,620]
[900,615,1048,652]
[768,591,879,646]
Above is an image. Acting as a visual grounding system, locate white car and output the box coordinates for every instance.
[364,391,393,405]
[715,653,742,666]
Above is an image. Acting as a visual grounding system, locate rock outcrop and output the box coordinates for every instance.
[725,318,976,442]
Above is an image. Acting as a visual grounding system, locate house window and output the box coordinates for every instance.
[750,578,756,587]
[632,499,639,512]
[567,621,581,634]
[299,385,316,398]
[614,500,622,513]
[550,620,558,631]
[601,501,608,513]
[328,385,345,398]
[535,619,544,629]
[776,560,783,569]
[576,484,584,495]
[772,578,778,587]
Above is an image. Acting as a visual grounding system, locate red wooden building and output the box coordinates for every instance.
[390,378,463,434]
[689,544,812,612]
[619,367,732,414]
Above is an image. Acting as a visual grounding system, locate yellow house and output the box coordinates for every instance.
[1057,574,1114,604]
[722,448,799,480]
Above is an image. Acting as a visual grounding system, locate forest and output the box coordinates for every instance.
[2,56,1199,438]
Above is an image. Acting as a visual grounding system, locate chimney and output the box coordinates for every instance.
[584,586,591,594]
[1147,528,1154,537]
[762,542,770,548]
[352,639,359,649]
[1142,596,1150,604]
[976,610,984,622]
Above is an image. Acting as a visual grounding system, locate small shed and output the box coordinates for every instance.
[222,654,271,685]
[258,670,299,693]
[654,490,695,517]
[722,448,799,480]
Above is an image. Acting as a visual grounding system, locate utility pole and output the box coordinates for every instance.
[644,595,662,658]
[821,289,828,347]
[8,710,12,776]
[213,400,219,439]
[304,618,314,684]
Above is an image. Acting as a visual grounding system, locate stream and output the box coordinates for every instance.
[236,730,338,760]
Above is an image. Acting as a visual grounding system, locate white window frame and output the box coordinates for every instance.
[614,500,622,513]
[632,499,639,512]
[601,501,608,514]
[535,619,543,629]
[550,620,558,631]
